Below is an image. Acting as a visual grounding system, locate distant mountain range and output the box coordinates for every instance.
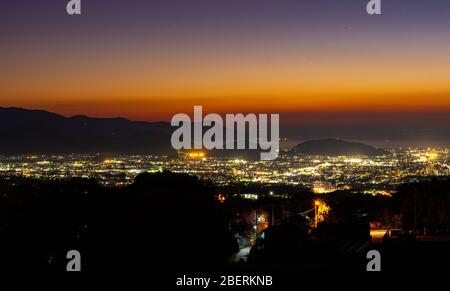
[289,139,388,156]
[0,108,388,157]
[0,107,175,155]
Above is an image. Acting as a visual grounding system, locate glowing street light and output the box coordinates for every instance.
[314,200,321,228]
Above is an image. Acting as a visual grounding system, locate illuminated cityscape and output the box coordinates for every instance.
[1,147,448,195]
[2,0,450,274]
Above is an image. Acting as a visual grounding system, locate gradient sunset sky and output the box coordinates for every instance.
[1,0,450,125]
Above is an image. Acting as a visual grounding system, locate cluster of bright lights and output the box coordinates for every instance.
[188,152,206,158]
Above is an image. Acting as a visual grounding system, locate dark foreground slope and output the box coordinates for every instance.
[0,172,237,271]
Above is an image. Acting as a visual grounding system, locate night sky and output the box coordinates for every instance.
[1,0,450,131]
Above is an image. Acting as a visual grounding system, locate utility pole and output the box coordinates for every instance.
[314,204,317,228]
[271,205,275,227]
[255,209,258,237]
[413,189,417,233]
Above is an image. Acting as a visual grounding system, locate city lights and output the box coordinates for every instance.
[188,152,206,159]
[0,147,448,191]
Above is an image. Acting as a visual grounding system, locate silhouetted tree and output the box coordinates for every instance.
[394,178,450,229]
[0,172,238,271]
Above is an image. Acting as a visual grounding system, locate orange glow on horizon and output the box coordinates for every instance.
[2,91,450,122]
[2,37,450,120]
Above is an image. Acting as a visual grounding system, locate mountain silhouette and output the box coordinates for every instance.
[0,107,175,155]
[290,138,388,156]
